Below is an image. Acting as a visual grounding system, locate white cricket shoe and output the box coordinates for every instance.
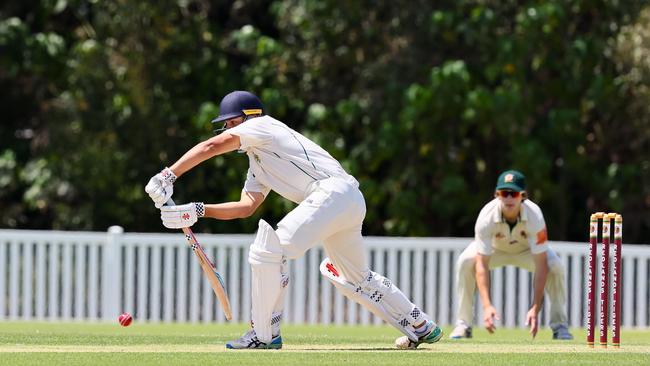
[225,328,283,349]
[395,321,443,349]
[449,323,472,339]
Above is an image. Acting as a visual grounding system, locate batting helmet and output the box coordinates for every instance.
[211,90,264,123]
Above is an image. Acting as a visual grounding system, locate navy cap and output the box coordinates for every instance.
[211,91,264,123]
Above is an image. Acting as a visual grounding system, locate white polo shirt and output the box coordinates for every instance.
[474,198,549,255]
[226,116,357,204]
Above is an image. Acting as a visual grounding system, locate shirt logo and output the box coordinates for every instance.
[504,173,514,182]
[253,153,261,164]
[520,231,527,239]
[495,232,505,239]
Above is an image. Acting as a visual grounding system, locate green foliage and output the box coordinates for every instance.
[0,1,648,242]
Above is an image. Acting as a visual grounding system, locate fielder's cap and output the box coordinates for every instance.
[211,90,264,123]
[495,170,526,192]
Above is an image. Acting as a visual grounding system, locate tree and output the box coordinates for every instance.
[1,1,648,242]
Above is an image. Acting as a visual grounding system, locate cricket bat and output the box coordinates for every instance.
[167,199,233,320]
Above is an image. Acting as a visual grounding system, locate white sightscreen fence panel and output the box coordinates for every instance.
[0,229,649,328]
[0,231,106,321]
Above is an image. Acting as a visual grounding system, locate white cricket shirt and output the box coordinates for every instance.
[226,116,356,203]
[474,198,549,255]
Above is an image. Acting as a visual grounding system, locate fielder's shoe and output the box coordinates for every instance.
[552,324,574,340]
[395,321,443,349]
[449,323,472,339]
[225,329,283,349]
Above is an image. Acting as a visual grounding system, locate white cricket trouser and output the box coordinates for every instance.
[267,177,429,340]
[454,241,569,327]
[276,176,368,284]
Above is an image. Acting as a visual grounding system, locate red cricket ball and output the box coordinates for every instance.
[118,312,133,327]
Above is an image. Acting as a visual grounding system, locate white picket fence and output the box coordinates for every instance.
[0,227,648,328]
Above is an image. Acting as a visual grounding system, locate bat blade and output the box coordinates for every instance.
[184,227,233,320]
[183,228,232,320]
[166,199,233,320]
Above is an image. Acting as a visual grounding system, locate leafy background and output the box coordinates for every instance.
[1,0,648,243]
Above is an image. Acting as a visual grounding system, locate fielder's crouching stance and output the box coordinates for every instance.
[449,170,573,341]
[145,91,442,349]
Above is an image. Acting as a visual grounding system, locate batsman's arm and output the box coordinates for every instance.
[475,253,492,308]
[530,252,549,312]
[169,133,241,178]
[204,190,265,220]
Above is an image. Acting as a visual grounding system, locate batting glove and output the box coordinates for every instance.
[160,202,205,229]
[145,167,177,208]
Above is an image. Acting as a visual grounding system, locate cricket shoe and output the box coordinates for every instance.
[449,323,472,339]
[395,321,443,349]
[551,324,573,340]
[225,329,283,349]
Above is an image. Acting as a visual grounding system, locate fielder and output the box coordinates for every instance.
[449,170,573,340]
[145,90,442,349]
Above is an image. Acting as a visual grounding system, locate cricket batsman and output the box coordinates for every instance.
[144,90,442,349]
[449,170,573,340]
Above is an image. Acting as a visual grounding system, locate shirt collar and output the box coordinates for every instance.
[493,199,527,223]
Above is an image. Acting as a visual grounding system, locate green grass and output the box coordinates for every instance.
[0,322,648,365]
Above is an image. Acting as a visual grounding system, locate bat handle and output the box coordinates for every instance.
[165,198,176,206]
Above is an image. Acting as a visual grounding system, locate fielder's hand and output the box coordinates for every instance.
[483,305,500,334]
[145,167,177,208]
[160,202,205,229]
[525,307,539,339]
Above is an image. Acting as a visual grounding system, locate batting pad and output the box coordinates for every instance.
[248,220,284,343]
[319,258,424,341]
[250,257,289,338]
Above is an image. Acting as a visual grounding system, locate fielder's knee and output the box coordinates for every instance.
[457,253,477,273]
[548,259,565,276]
